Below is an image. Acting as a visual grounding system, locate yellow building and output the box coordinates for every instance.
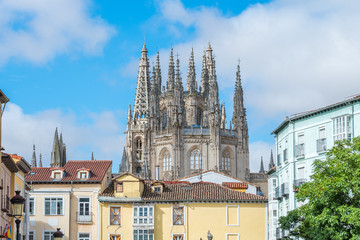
[25,160,112,240]
[99,173,268,240]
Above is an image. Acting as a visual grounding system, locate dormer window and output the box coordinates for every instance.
[150,182,164,193]
[116,182,123,193]
[154,187,161,193]
[51,169,64,180]
[80,172,87,179]
[54,172,61,179]
[77,168,90,180]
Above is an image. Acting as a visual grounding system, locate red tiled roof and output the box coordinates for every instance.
[25,160,112,183]
[100,180,267,202]
[8,154,22,160]
[222,182,248,189]
[1,153,18,172]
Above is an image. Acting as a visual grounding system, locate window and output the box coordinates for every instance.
[154,187,161,192]
[43,231,56,240]
[116,182,123,193]
[283,149,288,162]
[133,229,154,240]
[333,115,352,141]
[173,206,184,225]
[110,235,121,240]
[78,197,91,222]
[273,210,277,217]
[317,128,327,152]
[110,207,121,225]
[78,233,90,240]
[196,108,202,125]
[295,134,305,157]
[173,234,184,240]
[29,231,35,240]
[163,151,172,171]
[54,172,61,179]
[189,149,202,170]
[135,139,142,161]
[29,197,35,215]
[277,154,281,166]
[133,206,154,225]
[221,151,231,171]
[162,109,167,129]
[44,198,63,215]
[80,172,87,179]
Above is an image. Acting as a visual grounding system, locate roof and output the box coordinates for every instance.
[8,154,31,174]
[0,89,9,103]
[100,180,267,202]
[25,160,112,184]
[272,95,360,135]
[1,153,18,172]
[222,182,248,189]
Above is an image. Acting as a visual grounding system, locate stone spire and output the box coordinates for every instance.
[200,51,209,97]
[91,152,94,160]
[155,51,162,93]
[186,48,196,93]
[269,149,275,169]
[39,154,43,167]
[232,63,248,132]
[59,133,66,167]
[221,101,226,129]
[119,147,129,173]
[127,104,132,123]
[133,43,151,120]
[50,128,61,167]
[175,56,182,86]
[31,144,37,167]
[166,48,175,92]
[206,43,219,114]
[259,156,265,173]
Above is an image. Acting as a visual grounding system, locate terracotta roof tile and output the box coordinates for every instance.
[100,180,267,202]
[222,182,248,189]
[25,160,112,183]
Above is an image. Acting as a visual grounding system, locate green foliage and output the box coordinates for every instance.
[279,137,360,240]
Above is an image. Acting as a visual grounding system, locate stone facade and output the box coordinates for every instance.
[119,44,250,181]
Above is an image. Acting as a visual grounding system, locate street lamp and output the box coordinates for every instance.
[10,190,25,240]
[53,228,64,240]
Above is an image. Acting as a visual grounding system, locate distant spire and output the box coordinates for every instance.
[186,48,196,93]
[166,48,175,92]
[269,150,275,169]
[31,144,37,167]
[50,128,61,167]
[221,101,226,129]
[200,51,209,97]
[259,157,265,173]
[127,104,132,123]
[39,154,43,167]
[175,56,182,85]
[91,152,94,160]
[155,51,162,93]
[119,147,129,173]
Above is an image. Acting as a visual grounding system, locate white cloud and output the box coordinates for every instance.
[2,103,125,169]
[0,0,116,65]
[249,141,275,172]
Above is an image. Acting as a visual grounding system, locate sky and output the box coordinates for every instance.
[1,0,360,173]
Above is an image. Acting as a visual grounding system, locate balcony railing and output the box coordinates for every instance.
[274,187,281,200]
[295,143,305,157]
[1,196,10,212]
[77,212,93,223]
[281,183,289,197]
[183,127,210,135]
[293,178,307,192]
[317,138,327,152]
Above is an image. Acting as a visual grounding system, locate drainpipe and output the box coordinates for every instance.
[235,145,238,178]
[290,120,296,210]
[206,143,209,171]
[69,181,73,240]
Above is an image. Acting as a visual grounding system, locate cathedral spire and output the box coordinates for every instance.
[259,157,265,173]
[166,48,175,92]
[269,149,275,169]
[175,56,182,85]
[39,154,43,167]
[91,152,94,160]
[50,128,61,167]
[31,144,37,167]
[155,51,162,93]
[221,101,227,129]
[127,104,132,123]
[119,147,129,173]
[186,48,196,93]
[200,51,209,97]
[232,63,246,126]
[133,43,151,119]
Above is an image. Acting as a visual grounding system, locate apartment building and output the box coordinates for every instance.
[268,95,360,239]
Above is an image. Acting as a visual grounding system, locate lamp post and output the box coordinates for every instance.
[53,228,64,240]
[10,190,25,240]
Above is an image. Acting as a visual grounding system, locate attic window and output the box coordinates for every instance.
[77,168,90,180]
[51,170,64,180]
[29,172,35,175]
[116,182,123,193]
[154,187,161,193]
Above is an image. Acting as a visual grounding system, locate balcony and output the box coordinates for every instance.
[281,183,289,197]
[77,212,93,223]
[295,143,304,158]
[1,196,10,213]
[183,127,210,136]
[276,228,281,239]
[317,138,327,152]
[274,187,281,200]
[293,178,307,192]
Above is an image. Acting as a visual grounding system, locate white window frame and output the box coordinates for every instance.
[29,196,35,215]
[78,232,91,240]
[109,205,122,226]
[29,230,35,240]
[78,171,89,179]
[43,230,56,240]
[133,205,154,226]
[226,205,240,226]
[171,205,185,226]
[51,170,63,180]
[78,197,91,215]
[162,151,172,171]
[333,115,352,142]
[172,233,185,240]
[133,229,154,240]
[226,233,240,240]
[43,196,64,215]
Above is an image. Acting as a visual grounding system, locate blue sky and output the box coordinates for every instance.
[1,0,360,172]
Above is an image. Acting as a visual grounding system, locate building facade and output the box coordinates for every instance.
[268,95,360,239]
[120,44,250,181]
[25,160,112,240]
[99,173,268,240]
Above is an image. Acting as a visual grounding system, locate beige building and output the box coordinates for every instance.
[25,160,112,240]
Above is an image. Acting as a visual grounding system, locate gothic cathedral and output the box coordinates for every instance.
[119,43,250,181]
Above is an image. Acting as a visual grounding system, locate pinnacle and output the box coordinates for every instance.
[142,43,147,52]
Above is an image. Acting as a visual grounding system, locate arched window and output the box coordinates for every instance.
[162,109,167,129]
[196,108,202,125]
[135,139,142,161]
[221,151,231,171]
[190,149,202,170]
[163,151,172,171]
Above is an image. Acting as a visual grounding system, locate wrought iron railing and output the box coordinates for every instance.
[295,143,305,157]
[317,138,327,152]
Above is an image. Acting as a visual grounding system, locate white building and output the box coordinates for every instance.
[268,95,360,239]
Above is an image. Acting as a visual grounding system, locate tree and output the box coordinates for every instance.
[279,137,360,240]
